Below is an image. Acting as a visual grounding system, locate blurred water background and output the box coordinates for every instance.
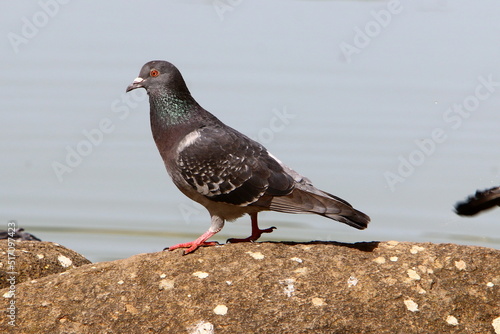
[1,1,499,262]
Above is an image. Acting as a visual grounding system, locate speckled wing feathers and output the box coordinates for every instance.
[177,126,295,206]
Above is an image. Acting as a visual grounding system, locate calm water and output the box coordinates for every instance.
[1,1,499,262]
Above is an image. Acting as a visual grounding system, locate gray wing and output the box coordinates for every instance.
[176,125,295,206]
[264,162,370,230]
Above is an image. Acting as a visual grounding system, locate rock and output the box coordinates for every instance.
[1,241,499,333]
[0,240,91,289]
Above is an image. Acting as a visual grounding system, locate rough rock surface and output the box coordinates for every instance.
[1,241,499,333]
[0,240,91,289]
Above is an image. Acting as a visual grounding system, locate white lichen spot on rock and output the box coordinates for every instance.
[390,256,399,262]
[486,282,494,287]
[294,267,308,275]
[192,271,209,279]
[312,297,326,306]
[36,254,44,259]
[290,257,303,263]
[404,299,419,312]
[407,269,421,280]
[188,320,214,334]
[373,256,386,264]
[492,316,500,334]
[386,240,399,247]
[159,279,175,290]
[246,251,264,260]
[410,245,425,254]
[213,304,228,315]
[347,276,358,287]
[57,255,72,268]
[455,260,466,271]
[3,291,14,298]
[117,280,124,285]
[279,278,296,297]
[416,285,426,294]
[446,315,459,326]
[125,304,138,314]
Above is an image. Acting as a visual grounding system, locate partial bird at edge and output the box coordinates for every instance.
[455,186,500,216]
[0,228,41,241]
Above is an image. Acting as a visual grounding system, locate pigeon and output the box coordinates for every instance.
[0,228,41,241]
[455,186,500,216]
[126,60,370,254]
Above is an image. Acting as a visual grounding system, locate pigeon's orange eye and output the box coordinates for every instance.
[150,69,160,77]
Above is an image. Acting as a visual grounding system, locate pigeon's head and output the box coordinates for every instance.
[126,60,188,94]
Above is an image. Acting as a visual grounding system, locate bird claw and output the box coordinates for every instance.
[226,226,277,244]
[262,226,277,233]
[164,241,219,254]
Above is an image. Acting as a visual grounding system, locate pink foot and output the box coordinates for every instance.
[227,213,276,243]
[166,241,219,254]
[164,230,219,255]
[227,226,276,243]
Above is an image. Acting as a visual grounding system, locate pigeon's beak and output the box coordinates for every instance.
[126,77,145,92]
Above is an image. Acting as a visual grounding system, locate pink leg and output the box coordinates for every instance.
[165,215,224,255]
[165,230,219,255]
[227,213,276,243]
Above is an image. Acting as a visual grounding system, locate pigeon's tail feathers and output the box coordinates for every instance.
[455,186,500,216]
[268,188,370,230]
[322,207,370,230]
